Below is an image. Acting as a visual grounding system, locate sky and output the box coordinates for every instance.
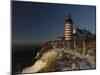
[12,1,96,46]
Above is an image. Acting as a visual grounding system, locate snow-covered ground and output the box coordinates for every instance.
[22,49,58,73]
[22,48,96,74]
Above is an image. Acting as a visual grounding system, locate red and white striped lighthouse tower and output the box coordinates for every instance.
[64,15,73,41]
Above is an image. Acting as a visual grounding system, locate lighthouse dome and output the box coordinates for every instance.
[65,14,73,24]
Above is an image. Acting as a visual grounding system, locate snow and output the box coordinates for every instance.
[22,48,96,73]
[22,50,58,73]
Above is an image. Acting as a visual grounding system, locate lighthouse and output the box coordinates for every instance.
[64,15,73,41]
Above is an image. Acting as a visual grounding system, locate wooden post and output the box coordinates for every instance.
[74,41,76,56]
[83,40,86,57]
[59,41,61,49]
[63,41,65,50]
[56,41,57,48]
